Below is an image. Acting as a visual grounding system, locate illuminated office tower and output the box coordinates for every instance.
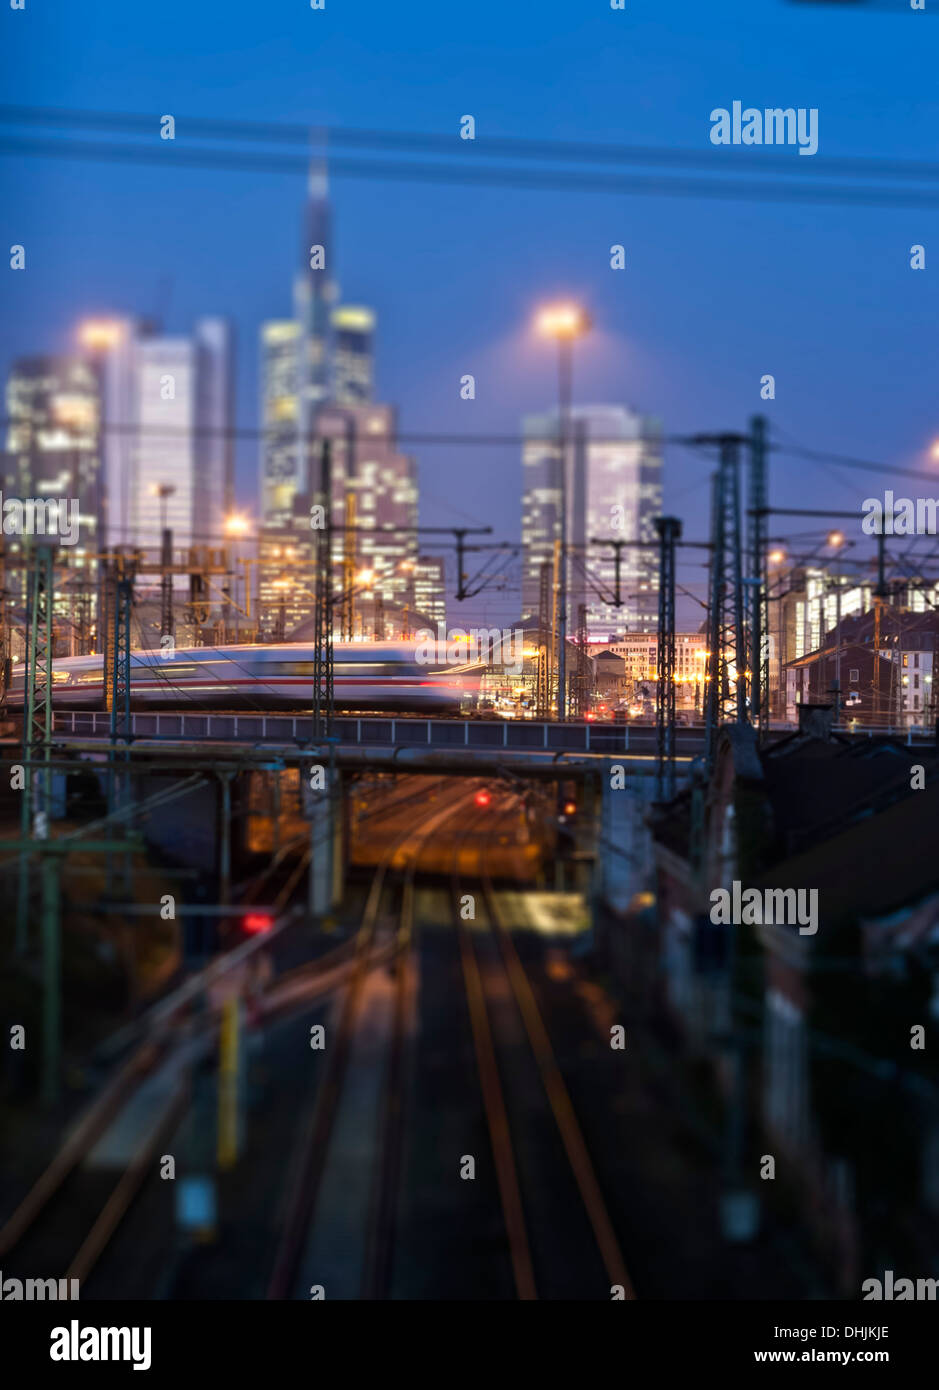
[413,556,447,630]
[259,402,418,637]
[319,403,417,596]
[582,406,662,635]
[4,354,102,649]
[131,319,233,556]
[4,355,102,543]
[521,404,662,636]
[259,320,301,526]
[259,165,336,537]
[194,317,235,532]
[294,164,337,498]
[332,305,375,405]
[75,316,233,556]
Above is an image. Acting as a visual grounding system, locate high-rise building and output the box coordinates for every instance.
[332,306,375,406]
[82,316,233,556]
[260,169,378,528]
[521,404,662,635]
[4,354,102,542]
[4,354,103,651]
[259,167,400,636]
[131,320,234,554]
[259,402,418,637]
[259,320,301,527]
[413,556,447,630]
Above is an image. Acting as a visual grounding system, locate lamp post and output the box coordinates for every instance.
[534,302,591,720]
[826,530,849,722]
[151,484,176,643]
[224,513,251,642]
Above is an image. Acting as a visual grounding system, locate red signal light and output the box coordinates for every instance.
[243,912,274,934]
[474,789,492,808]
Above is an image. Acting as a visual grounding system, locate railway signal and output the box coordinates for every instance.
[242,911,274,935]
[474,788,492,808]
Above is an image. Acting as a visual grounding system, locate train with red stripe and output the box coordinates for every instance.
[5,642,487,713]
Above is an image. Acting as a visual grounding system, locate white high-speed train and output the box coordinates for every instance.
[5,642,487,713]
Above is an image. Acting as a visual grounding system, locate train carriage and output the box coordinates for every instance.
[5,642,486,714]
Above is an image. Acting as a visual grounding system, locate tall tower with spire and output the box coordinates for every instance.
[294,161,337,476]
[260,161,336,526]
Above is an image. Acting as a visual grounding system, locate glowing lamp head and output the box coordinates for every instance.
[535,302,591,341]
[78,319,124,351]
[827,530,845,549]
[768,549,786,565]
[474,788,492,808]
[224,513,250,538]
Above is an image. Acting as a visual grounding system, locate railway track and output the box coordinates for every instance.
[452,791,636,1300]
[0,877,399,1292]
[266,777,476,1299]
[2,774,635,1300]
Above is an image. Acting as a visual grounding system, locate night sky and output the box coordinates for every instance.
[2,0,935,627]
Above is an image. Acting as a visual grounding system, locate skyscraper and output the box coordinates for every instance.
[259,320,301,527]
[4,354,102,651]
[259,164,337,605]
[259,165,398,636]
[318,403,418,612]
[413,556,447,630]
[293,163,336,516]
[258,401,419,638]
[4,354,102,546]
[332,305,375,405]
[87,317,234,557]
[521,404,662,636]
[582,406,662,634]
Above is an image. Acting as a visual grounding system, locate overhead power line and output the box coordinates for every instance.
[2,103,939,182]
[4,414,935,484]
[4,132,939,210]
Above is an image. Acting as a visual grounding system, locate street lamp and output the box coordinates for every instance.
[151,484,176,642]
[78,319,125,352]
[534,300,592,720]
[224,512,250,539]
[223,514,252,641]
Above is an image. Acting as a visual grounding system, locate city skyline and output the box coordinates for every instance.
[3,1,937,632]
[3,0,939,1336]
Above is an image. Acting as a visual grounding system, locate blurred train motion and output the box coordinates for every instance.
[4,641,487,713]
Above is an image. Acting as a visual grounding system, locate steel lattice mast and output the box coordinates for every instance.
[312,436,334,740]
[702,434,750,771]
[747,416,770,739]
[655,517,682,800]
[16,540,55,953]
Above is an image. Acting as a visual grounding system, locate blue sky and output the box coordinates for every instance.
[1,0,935,626]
